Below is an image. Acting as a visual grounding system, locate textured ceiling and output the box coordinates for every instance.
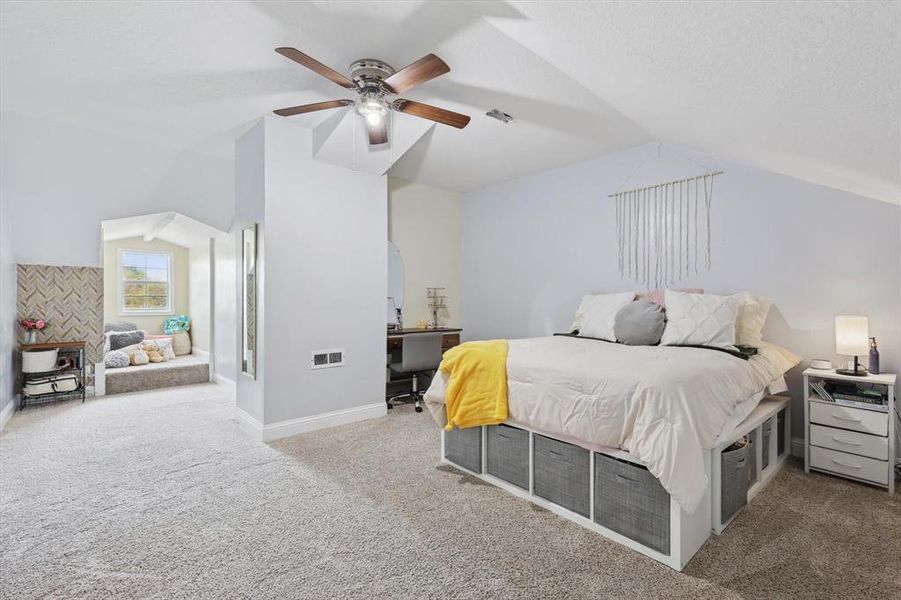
[489,1,901,204]
[1,1,898,202]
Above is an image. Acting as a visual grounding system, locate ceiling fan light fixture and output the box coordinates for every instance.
[273,49,470,146]
[356,96,389,125]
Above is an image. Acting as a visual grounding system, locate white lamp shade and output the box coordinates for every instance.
[835,316,869,356]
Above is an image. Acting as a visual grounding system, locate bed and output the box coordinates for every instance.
[425,334,799,569]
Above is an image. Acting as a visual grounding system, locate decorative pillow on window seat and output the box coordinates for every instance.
[139,342,165,363]
[104,350,130,369]
[104,322,139,333]
[164,315,191,334]
[145,335,177,360]
[171,330,192,356]
[129,350,150,366]
[104,328,144,353]
[108,330,145,352]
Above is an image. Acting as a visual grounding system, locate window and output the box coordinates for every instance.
[119,250,173,314]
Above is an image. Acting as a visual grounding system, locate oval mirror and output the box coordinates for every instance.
[387,241,404,310]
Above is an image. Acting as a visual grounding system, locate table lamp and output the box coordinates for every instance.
[835,315,869,376]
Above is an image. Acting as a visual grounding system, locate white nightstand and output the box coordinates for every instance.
[803,368,896,495]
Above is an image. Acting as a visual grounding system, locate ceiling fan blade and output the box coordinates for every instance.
[393,99,470,129]
[367,118,389,145]
[273,99,353,117]
[275,48,355,89]
[383,54,449,94]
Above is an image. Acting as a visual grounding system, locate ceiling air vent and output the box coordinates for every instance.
[486,108,514,123]
[311,349,345,369]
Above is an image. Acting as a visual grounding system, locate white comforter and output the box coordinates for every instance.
[425,336,799,512]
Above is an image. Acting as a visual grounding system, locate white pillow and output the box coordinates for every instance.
[113,342,144,356]
[661,290,740,350]
[571,292,635,341]
[151,338,177,360]
[734,292,772,347]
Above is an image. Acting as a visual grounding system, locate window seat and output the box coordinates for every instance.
[105,353,210,395]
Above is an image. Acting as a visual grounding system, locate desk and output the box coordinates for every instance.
[386,328,462,354]
[386,329,461,397]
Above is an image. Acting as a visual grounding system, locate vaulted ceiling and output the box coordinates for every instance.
[1,1,898,203]
[102,212,223,248]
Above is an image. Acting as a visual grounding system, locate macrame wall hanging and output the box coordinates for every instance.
[610,147,723,289]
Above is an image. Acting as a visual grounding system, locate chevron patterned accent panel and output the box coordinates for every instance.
[16,264,104,364]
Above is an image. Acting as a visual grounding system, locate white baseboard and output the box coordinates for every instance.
[233,401,387,442]
[0,398,15,431]
[262,402,387,442]
[791,436,804,458]
[233,405,263,438]
[215,373,235,387]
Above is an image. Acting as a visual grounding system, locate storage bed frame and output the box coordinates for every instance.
[440,395,790,571]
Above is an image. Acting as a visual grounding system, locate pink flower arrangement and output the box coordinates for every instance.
[20,318,47,331]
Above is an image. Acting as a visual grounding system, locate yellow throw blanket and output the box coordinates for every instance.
[440,339,508,431]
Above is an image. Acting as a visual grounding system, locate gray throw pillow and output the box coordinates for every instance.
[104,321,139,333]
[104,350,130,369]
[614,299,666,346]
[109,330,145,351]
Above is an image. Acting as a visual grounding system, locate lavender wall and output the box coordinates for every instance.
[462,144,901,447]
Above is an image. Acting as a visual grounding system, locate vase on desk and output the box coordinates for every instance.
[25,330,36,345]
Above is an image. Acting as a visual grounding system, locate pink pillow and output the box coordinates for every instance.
[145,334,173,341]
[636,289,704,307]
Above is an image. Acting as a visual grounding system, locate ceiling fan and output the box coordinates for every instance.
[272,48,471,146]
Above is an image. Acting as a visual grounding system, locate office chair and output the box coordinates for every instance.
[387,332,444,413]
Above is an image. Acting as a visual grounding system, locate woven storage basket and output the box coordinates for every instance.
[486,425,529,490]
[533,435,590,517]
[445,426,482,473]
[595,454,670,554]
[721,442,750,523]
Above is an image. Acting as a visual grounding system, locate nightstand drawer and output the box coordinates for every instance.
[809,402,887,436]
[810,424,888,460]
[809,446,888,486]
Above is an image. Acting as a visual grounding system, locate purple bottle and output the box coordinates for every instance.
[868,338,880,375]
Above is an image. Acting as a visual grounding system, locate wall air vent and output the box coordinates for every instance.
[486,108,514,123]
[311,348,345,369]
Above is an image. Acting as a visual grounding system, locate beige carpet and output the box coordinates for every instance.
[1,384,898,599]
